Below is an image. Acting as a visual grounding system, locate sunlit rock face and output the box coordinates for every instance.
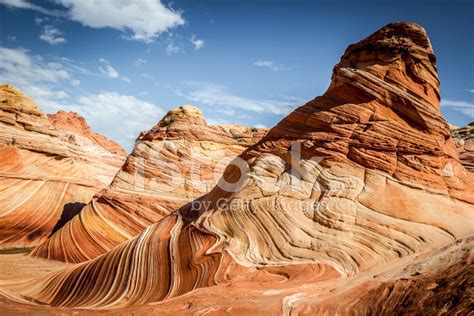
[0,84,126,250]
[30,105,267,262]
[450,123,473,171]
[48,110,127,156]
[194,22,473,275]
[2,22,472,313]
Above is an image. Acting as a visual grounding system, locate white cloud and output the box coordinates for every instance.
[441,99,474,118]
[207,117,233,126]
[0,46,76,108]
[0,0,56,15]
[254,60,289,71]
[40,25,66,45]
[56,0,185,43]
[191,35,205,50]
[166,41,183,55]
[134,58,147,67]
[175,82,300,115]
[99,58,119,78]
[70,79,80,86]
[0,47,163,150]
[98,58,131,83]
[253,124,267,128]
[58,92,164,151]
[467,89,474,93]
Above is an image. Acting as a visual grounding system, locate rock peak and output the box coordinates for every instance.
[156,104,206,128]
[344,22,434,57]
[0,84,44,116]
[48,110,127,156]
[325,21,444,137]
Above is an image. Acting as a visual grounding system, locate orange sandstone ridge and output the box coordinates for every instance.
[48,110,127,156]
[0,22,473,314]
[30,105,268,262]
[0,84,126,250]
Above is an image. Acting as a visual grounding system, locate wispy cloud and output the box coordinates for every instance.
[0,46,76,108]
[191,35,205,50]
[254,60,290,71]
[40,25,66,45]
[166,41,183,55]
[99,58,119,78]
[466,89,474,93]
[175,82,301,115]
[441,99,474,118]
[134,58,147,67]
[98,58,130,83]
[0,0,57,15]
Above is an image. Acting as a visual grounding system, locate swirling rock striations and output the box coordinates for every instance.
[2,22,473,313]
[450,122,474,171]
[30,105,267,262]
[193,21,473,274]
[0,84,126,250]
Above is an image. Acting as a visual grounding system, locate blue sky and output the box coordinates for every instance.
[0,0,473,151]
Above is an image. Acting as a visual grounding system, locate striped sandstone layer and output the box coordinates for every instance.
[48,110,127,156]
[450,122,474,171]
[31,105,267,262]
[0,84,126,250]
[1,22,472,314]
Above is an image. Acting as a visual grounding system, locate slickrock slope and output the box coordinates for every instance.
[1,22,473,313]
[3,236,469,315]
[0,84,126,250]
[31,105,267,262]
[48,111,127,156]
[450,122,474,171]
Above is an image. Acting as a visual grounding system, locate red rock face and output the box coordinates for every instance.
[48,111,127,156]
[0,22,472,314]
[0,84,126,250]
[30,105,268,262]
[451,123,474,171]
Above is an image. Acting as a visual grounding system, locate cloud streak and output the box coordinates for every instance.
[441,99,474,118]
[175,82,301,115]
[98,58,130,83]
[0,0,57,15]
[254,60,290,71]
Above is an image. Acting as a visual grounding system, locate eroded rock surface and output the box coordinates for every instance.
[1,22,472,314]
[0,84,126,250]
[31,105,267,262]
[48,110,127,156]
[451,123,474,171]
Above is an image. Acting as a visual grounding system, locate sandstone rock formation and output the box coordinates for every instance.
[48,111,127,156]
[1,22,473,313]
[0,84,126,250]
[450,123,473,171]
[30,105,267,262]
